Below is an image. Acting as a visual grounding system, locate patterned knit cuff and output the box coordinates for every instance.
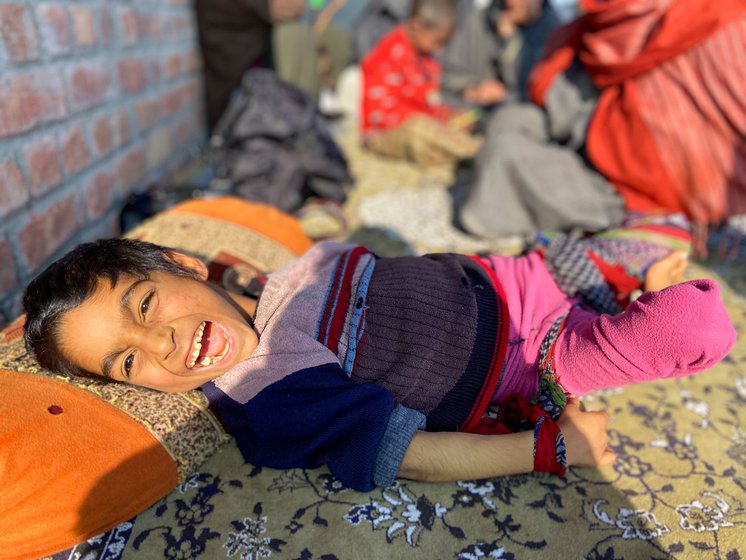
[372,405,427,487]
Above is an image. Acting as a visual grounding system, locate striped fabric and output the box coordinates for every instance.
[633,17,746,223]
[318,250,511,433]
[535,212,692,313]
[316,246,375,377]
[530,0,746,223]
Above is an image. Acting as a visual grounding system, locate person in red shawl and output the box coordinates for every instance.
[360,0,482,167]
[457,0,746,240]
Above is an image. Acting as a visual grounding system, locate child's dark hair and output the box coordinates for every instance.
[23,238,200,379]
[410,0,457,29]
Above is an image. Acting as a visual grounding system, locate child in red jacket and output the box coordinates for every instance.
[361,0,481,167]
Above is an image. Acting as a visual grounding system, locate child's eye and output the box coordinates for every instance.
[140,290,155,319]
[123,353,135,378]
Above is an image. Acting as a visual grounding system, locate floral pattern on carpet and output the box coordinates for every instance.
[50,333,746,560]
[48,122,746,560]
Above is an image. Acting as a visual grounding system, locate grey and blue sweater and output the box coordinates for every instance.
[202,242,509,491]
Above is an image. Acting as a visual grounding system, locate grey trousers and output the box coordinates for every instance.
[457,69,626,239]
[272,21,352,99]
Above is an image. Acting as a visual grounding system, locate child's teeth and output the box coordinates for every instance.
[186,322,231,370]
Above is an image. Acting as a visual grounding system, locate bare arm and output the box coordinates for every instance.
[400,430,534,482]
[398,397,616,483]
[312,0,347,36]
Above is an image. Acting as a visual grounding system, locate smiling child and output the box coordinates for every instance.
[23,231,736,491]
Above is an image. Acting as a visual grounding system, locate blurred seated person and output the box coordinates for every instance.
[456,0,746,240]
[361,0,482,167]
[441,0,560,108]
[273,0,357,105]
[196,0,305,130]
[352,0,413,62]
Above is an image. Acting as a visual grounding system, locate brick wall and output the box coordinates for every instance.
[0,0,206,325]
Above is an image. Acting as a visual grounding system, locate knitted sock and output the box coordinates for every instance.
[555,279,737,395]
[585,212,692,280]
[535,213,692,313]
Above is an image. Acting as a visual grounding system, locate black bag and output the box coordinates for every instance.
[210,69,352,212]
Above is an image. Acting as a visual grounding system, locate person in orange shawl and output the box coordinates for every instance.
[457,0,746,240]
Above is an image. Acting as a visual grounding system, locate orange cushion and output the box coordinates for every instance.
[0,197,313,558]
[0,370,178,559]
[165,196,313,256]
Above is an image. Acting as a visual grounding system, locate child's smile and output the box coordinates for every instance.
[187,321,232,369]
[57,254,259,393]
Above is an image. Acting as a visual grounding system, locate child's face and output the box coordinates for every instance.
[57,257,259,393]
[409,21,455,55]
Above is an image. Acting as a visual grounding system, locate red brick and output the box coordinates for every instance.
[87,212,120,241]
[162,80,202,117]
[165,53,182,79]
[0,239,19,295]
[149,59,163,85]
[60,125,89,175]
[86,169,118,219]
[163,13,191,41]
[171,113,204,147]
[160,86,183,118]
[117,6,138,46]
[0,4,39,62]
[117,58,148,94]
[69,5,95,48]
[146,128,173,169]
[35,3,71,57]
[116,147,146,191]
[115,109,132,147]
[182,79,202,105]
[37,68,67,119]
[66,60,112,112]
[98,6,113,47]
[0,70,67,137]
[134,96,160,132]
[91,115,113,157]
[0,159,29,217]
[24,135,62,195]
[137,12,161,42]
[19,193,83,271]
[184,49,201,74]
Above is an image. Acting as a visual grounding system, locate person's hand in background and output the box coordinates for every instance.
[269,0,305,23]
[496,0,543,39]
[463,78,507,106]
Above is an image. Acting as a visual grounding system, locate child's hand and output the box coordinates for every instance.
[464,79,506,106]
[557,396,617,467]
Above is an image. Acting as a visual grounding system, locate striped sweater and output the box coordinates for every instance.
[202,242,509,491]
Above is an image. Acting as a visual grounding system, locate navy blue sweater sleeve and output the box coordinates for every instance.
[204,363,416,491]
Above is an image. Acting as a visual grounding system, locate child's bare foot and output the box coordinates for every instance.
[643,250,689,292]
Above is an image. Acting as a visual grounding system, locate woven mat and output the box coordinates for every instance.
[51,122,746,560]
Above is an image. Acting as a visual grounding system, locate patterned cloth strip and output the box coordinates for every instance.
[531,312,569,419]
[539,232,622,316]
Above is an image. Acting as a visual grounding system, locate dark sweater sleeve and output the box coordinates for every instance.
[203,363,424,491]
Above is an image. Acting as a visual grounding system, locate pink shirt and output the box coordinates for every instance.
[481,253,573,402]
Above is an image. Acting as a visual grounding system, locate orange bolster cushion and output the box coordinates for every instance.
[0,370,178,559]
[0,197,313,559]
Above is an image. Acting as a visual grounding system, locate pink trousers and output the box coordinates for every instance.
[484,253,736,401]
